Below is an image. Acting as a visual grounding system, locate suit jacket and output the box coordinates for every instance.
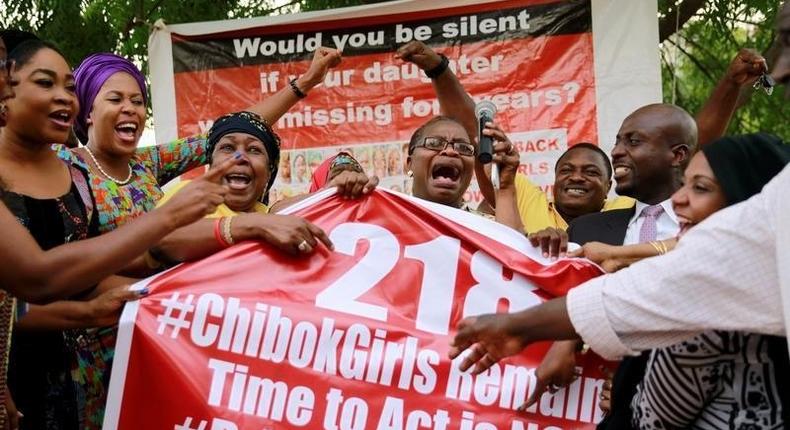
[567,206,644,430]
[566,207,636,246]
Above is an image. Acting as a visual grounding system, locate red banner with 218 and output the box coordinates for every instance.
[105,190,608,429]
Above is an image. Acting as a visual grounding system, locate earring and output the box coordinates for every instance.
[407,170,413,177]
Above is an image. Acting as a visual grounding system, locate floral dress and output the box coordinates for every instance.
[57,134,208,234]
[2,163,97,430]
[56,134,208,428]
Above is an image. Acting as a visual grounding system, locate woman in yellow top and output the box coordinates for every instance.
[152,111,375,266]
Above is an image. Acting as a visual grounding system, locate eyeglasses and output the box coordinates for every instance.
[414,136,475,156]
[0,59,15,80]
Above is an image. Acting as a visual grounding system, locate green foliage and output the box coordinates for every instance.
[2,0,785,138]
[300,0,373,11]
[1,1,280,70]
[658,0,788,138]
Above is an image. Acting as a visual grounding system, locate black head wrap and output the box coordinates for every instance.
[701,133,790,206]
[207,111,281,203]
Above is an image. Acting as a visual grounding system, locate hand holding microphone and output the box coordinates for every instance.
[475,101,497,165]
[475,102,519,191]
[475,101,498,189]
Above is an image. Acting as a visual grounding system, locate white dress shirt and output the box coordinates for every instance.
[566,165,790,360]
[623,199,679,245]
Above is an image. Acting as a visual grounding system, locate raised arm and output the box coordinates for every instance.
[396,43,498,206]
[695,49,767,147]
[396,42,477,139]
[0,158,237,303]
[138,47,341,183]
[246,47,341,126]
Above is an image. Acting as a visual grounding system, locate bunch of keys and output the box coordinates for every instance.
[753,73,775,95]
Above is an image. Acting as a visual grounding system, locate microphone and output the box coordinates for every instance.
[475,101,497,164]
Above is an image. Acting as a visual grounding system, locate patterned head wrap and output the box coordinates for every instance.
[207,111,281,201]
[308,152,364,192]
[73,52,147,143]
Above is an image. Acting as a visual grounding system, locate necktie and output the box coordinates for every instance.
[639,205,664,243]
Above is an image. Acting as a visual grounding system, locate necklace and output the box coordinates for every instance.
[84,146,133,185]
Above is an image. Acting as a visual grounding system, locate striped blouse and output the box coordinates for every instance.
[631,330,787,429]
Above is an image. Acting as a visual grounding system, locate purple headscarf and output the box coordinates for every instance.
[73,52,147,143]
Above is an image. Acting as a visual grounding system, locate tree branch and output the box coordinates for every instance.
[258,0,303,16]
[664,37,717,83]
[659,0,707,42]
[145,0,167,21]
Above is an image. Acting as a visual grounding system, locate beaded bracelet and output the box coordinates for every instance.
[289,78,307,98]
[214,217,230,248]
[221,216,235,246]
[330,152,363,173]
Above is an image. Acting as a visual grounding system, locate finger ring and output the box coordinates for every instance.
[298,240,309,252]
[508,142,515,153]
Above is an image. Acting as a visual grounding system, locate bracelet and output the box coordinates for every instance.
[221,216,235,246]
[649,241,662,255]
[214,217,230,248]
[143,250,163,270]
[330,152,363,173]
[289,78,307,98]
[649,240,668,255]
[425,54,449,79]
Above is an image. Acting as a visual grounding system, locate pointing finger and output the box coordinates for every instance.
[202,153,241,183]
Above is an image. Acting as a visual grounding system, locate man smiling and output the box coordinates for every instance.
[514,143,634,233]
[481,48,768,237]
[567,104,694,246]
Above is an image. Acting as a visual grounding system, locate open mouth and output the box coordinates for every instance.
[676,215,695,234]
[115,122,139,142]
[48,110,72,128]
[431,162,461,188]
[224,173,253,191]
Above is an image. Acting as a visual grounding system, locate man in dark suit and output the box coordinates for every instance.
[568,103,695,245]
[566,103,696,429]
